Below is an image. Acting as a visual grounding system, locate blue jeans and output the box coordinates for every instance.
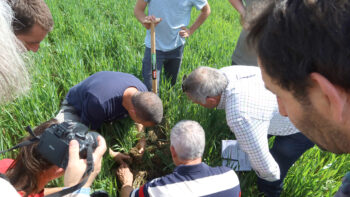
[257,132,314,197]
[142,45,184,91]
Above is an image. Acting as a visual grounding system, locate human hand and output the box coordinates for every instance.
[84,136,107,187]
[109,148,132,164]
[136,138,146,154]
[143,15,162,29]
[64,136,107,188]
[179,27,192,38]
[64,140,86,187]
[116,163,133,186]
[135,123,144,132]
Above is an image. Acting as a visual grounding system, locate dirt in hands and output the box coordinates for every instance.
[114,127,173,188]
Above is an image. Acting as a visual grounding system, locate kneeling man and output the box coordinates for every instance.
[117,120,240,197]
[56,71,163,158]
[182,66,314,196]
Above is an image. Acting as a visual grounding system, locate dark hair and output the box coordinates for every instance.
[131,92,163,124]
[6,119,58,196]
[7,0,54,34]
[247,0,350,100]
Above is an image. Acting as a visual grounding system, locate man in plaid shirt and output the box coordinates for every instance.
[182,66,314,197]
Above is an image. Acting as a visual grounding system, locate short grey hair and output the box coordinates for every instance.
[182,66,228,104]
[0,0,30,104]
[132,91,163,124]
[170,120,205,160]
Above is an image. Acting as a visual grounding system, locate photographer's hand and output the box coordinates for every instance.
[64,140,86,187]
[64,136,107,188]
[84,136,107,188]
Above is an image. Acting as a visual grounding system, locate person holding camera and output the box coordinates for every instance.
[55,71,163,162]
[0,119,107,197]
[0,0,106,196]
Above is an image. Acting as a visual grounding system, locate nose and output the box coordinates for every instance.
[277,97,288,117]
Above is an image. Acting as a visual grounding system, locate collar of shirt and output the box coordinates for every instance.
[174,162,207,175]
[217,72,230,110]
[217,89,226,110]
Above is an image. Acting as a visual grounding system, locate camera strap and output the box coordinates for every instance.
[46,145,94,197]
[0,126,40,155]
[0,125,96,196]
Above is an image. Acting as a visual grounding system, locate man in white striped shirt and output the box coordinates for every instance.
[182,66,314,196]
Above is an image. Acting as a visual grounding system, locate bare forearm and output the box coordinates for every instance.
[121,185,133,197]
[189,4,211,35]
[134,0,147,24]
[44,187,64,196]
[134,9,146,24]
[228,0,245,16]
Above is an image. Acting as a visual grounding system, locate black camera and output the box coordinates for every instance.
[37,121,99,169]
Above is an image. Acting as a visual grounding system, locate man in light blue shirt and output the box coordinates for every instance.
[134,0,211,91]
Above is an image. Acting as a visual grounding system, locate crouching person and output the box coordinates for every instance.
[0,119,107,197]
[116,120,240,197]
[55,71,164,159]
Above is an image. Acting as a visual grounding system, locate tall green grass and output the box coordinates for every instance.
[0,0,348,196]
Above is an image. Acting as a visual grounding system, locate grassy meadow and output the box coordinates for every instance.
[0,0,349,196]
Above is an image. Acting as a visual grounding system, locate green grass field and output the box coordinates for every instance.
[0,0,349,196]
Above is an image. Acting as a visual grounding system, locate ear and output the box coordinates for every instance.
[170,146,177,159]
[310,73,346,122]
[128,108,136,117]
[53,167,65,178]
[56,167,64,175]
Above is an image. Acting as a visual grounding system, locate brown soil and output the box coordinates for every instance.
[126,127,172,188]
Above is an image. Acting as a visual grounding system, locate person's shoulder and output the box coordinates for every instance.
[0,158,14,173]
[220,65,260,74]
[208,165,235,174]
[0,178,19,197]
[90,71,139,82]
[146,172,177,187]
[0,158,14,165]
[92,71,121,77]
[208,165,240,183]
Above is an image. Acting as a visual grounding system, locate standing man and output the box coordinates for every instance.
[55,71,163,159]
[116,120,241,197]
[229,0,257,66]
[182,66,314,196]
[247,0,350,195]
[8,0,54,52]
[134,0,211,91]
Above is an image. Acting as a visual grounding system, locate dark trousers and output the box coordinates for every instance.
[257,132,314,197]
[142,45,184,91]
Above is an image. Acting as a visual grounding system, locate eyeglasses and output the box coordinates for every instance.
[181,74,187,92]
